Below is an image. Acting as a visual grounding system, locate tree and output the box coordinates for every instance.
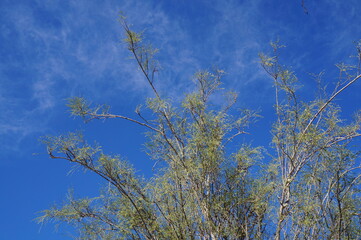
[39,16,361,239]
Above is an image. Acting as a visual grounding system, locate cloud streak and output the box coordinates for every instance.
[1,0,361,157]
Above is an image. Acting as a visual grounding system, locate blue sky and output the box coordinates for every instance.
[1,0,361,239]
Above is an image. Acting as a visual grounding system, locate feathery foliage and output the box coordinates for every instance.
[39,16,361,240]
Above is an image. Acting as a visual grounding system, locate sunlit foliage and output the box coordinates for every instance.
[39,16,361,240]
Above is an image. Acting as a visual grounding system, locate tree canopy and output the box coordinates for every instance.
[39,15,361,240]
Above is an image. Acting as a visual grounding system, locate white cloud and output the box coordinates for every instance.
[2,0,361,153]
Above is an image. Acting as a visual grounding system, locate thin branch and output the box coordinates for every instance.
[88,113,161,134]
[224,131,249,146]
[301,0,309,14]
[301,74,361,137]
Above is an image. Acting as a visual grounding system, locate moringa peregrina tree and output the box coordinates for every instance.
[39,16,361,239]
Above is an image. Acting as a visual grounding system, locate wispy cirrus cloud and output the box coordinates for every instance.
[0,0,195,155]
[1,0,361,154]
